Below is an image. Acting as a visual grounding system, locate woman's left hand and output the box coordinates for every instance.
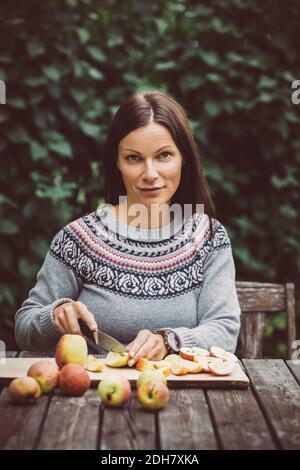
[126,329,168,367]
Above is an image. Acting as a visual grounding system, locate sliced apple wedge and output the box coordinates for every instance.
[85,354,105,372]
[180,359,202,373]
[208,358,236,376]
[164,354,182,365]
[105,351,129,367]
[210,346,238,363]
[180,347,209,361]
[169,362,190,376]
[194,356,224,373]
[135,358,155,372]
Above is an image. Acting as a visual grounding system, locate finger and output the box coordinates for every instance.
[129,336,158,366]
[125,341,134,352]
[55,314,69,334]
[65,308,82,335]
[74,301,97,331]
[54,317,65,335]
[128,330,151,358]
[144,344,162,360]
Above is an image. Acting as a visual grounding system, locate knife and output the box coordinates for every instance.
[78,319,127,354]
[93,329,127,354]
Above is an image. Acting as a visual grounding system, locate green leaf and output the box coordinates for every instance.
[42,66,62,82]
[258,76,277,88]
[88,68,104,80]
[0,220,19,235]
[18,258,39,279]
[154,61,176,71]
[76,28,90,45]
[200,51,219,66]
[9,97,26,109]
[30,141,48,161]
[87,46,106,62]
[204,101,221,117]
[24,76,47,87]
[7,126,30,143]
[79,121,101,139]
[27,39,45,58]
[49,141,73,158]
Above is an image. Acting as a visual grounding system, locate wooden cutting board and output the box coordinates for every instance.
[0,358,250,388]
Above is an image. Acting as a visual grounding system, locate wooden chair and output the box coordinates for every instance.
[236,282,296,359]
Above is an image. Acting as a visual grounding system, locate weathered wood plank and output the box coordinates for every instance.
[206,388,275,449]
[286,360,300,386]
[0,387,50,450]
[243,359,300,450]
[236,282,285,312]
[159,389,218,450]
[100,391,156,450]
[37,388,100,450]
[240,312,265,358]
[286,284,296,359]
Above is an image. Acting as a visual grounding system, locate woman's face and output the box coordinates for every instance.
[117,122,184,208]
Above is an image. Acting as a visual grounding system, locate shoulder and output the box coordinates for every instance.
[190,213,232,265]
[49,210,98,259]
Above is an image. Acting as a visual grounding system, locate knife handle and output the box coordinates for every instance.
[78,319,104,355]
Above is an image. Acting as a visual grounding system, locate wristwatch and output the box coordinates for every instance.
[154,329,181,354]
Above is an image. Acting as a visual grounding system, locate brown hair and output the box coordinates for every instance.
[103,89,216,234]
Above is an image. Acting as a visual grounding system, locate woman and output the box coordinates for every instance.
[15,90,241,366]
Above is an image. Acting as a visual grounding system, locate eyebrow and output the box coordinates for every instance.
[122,145,174,155]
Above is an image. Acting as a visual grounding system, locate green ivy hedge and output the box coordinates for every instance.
[0,0,299,356]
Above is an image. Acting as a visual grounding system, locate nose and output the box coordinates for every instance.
[142,160,159,180]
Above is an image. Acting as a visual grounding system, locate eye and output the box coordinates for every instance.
[159,151,172,159]
[125,154,140,162]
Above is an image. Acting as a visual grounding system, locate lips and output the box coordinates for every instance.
[139,187,164,192]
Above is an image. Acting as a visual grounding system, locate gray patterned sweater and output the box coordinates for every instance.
[15,205,241,353]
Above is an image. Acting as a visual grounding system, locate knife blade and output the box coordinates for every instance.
[93,329,127,353]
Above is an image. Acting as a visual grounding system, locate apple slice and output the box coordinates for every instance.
[135,358,155,372]
[210,346,238,363]
[170,362,190,376]
[85,354,105,372]
[194,356,224,373]
[164,354,182,366]
[180,347,209,361]
[105,351,129,367]
[180,359,202,373]
[208,358,236,376]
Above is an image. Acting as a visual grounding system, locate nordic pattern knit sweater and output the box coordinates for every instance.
[15,204,241,353]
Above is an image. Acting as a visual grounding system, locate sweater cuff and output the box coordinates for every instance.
[170,327,197,349]
[40,298,74,338]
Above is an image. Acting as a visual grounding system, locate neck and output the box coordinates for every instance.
[115,198,172,230]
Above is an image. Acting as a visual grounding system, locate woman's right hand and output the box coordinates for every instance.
[53,300,97,335]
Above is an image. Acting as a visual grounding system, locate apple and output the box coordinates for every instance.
[137,369,167,388]
[105,351,129,367]
[8,377,42,404]
[98,374,131,407]
[85,355,104,372]
[137,381,169,410]
[169,362,190,376]
[180,347,209,361]
[58,363,91,396]
[27,360,59,394]
[194,356,224,373]
[210,346,238,363]
[55,334,88,369]
[135,358,155,372]
[208,358,236,376]
[180,359,202,373]
[164,354,182,366]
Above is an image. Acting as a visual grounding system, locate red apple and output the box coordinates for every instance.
[137,381,169,410]
[8,377,41,404]
[180,347,209,361]
[58,363,91,396]
[27,360,59,394]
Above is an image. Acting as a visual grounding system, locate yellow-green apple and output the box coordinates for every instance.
[169,362,190,376]
[208,358,236,376]
[180,347,209,361]
[137,369,167,388]
[105,351,129,367]
[8,377,41,404]
[137,381,169,410]
[85,355,104,372]
[210,346,238,363]
[27,360,59,394]
[135,358,155,372]
[55,334,88,369]
[164,354,182,366]
[98,374,131,407]
[58,363,91,396]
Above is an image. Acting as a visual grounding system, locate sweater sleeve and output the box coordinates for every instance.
[15,230,83,351]
[169,223,241,353]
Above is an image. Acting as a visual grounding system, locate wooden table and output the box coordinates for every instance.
[1,352,300,450]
